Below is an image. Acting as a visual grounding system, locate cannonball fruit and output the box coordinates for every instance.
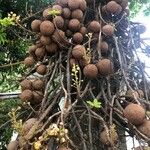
[20,79,32,90]
[80,26,88,35]
[102,24,114,36]
[100,41,109,53]
[72,32,83,44]
[83,64,98,78]
[53,16,64,29]
[62,8,71,19]
[40,21,55,36]
[52,5,63,14]
[68,19,81,32]
[52,30,65,43]
[88,21,101,33]
[35,47,45,60]
[40,35,51,45]
[32,79,44,90]
[31,19,42,32]
[68,0,81,10]
[96,59,114,75]
[79,0,87,11]
[72,45,86,59]
[55,0,68,7]
[100,129,118,145]
[24,57,35,67]
[19,89,33,102]
[43,8,52,18]
[123,103,146,125]
[36,65,47,75]
[106,1,120,14]
[33,91,43,104]
[71,9,84,20]
[137,120,150,138]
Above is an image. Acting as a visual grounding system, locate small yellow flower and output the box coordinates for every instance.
[34,141,41,150]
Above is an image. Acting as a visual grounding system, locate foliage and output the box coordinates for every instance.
[129,0,150,17]
[87,99,102,108]
[0,99,20,150]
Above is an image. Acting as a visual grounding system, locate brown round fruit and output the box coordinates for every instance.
[100,129,118,145]
[123,103,146,125]
[36,65,47,75]
[80,26,87,35]
[53,16,64,29]
[62,8,71,19]
[55,0,68,7]
[96,59,114,75]
[70,58,78,67]
[72,32,83,44]
[83,64,98,78]
[79,0,87,11]
[88,21,101,33]
[35,47,45,60]
[52,29,65,43]
[100,41,109,53]
[106,1,120,14]
[33,91,43,104]
[72,45,86,59]
[138,120,150,138]
[71,9,84,21]
[24,57,35,67]
[32,79,44,90]
[7,140,18,150]
[31,19,42,32]
[46,42,58,53]
[20,79,32,91]
[52,5,63,14]
[102,24,114,36]
[19,90,33,102]
[68,19,81,32]
[68,0,80,10]
[40,35,52,45]
[22,118,38,135]
[43,8,52,19]
[40,21,55,36]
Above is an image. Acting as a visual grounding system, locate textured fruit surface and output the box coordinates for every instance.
[137,120,150,138]
[124,103,146,125]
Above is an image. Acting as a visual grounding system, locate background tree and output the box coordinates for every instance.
[0,0,150,150]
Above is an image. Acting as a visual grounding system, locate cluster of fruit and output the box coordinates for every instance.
[8,0,150,149]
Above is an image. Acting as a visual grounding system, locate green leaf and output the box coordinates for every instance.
[87,99,101,108]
